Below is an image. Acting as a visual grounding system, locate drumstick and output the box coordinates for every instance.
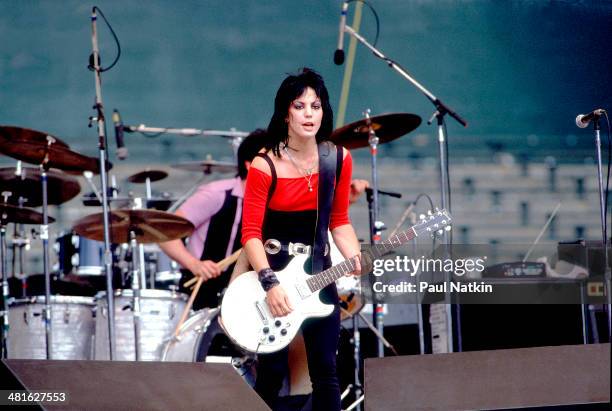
[182,248,242,288]
[173,276,204,338]
[173,249,242,337]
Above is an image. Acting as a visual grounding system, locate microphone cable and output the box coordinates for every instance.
[88,6,122,73]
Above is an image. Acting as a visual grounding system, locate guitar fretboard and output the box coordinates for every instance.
[305,227,418,293]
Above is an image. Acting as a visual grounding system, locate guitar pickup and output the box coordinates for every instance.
[294,279,312,299]
[255,300,269,325]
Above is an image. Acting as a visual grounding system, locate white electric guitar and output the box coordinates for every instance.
[220,209,452,353]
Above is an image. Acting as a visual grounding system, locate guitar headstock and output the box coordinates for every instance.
[413,208,452,238]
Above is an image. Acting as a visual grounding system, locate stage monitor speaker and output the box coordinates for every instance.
[364,343,610,411]
[1,359,270,411]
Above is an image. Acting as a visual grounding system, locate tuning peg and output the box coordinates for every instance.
[419,214,426,220]
[427,210,433,216]
[437,229,444,235]
[441,220,447,225]
[434,224,439,228]
[445,226,452,231]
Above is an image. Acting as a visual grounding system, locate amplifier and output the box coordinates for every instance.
[483,261,546,278]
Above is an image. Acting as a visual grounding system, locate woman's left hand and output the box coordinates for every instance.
[346,253,362,276]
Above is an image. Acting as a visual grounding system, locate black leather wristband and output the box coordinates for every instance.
[258,267,280,292]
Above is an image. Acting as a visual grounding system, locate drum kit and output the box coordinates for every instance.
[0,124,241,362]
[0,110,422,374]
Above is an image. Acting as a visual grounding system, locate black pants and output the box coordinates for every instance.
[255,305,341,411]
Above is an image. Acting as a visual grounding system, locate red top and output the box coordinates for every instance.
[241,150,353,245]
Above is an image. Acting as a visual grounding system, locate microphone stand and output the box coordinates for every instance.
[344,24,468,353]
[590,114,612,339]
[89,7,116,360]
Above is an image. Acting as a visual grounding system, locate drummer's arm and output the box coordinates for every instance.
[158,210,221,280]
[331,149,361,275]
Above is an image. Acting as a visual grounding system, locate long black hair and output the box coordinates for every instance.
[266,68,334,156]
[237,128,268,179]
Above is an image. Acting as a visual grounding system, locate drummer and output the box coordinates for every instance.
[159,129,266,309]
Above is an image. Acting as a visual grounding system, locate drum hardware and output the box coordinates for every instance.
[0,125,110,359]
[0,198,57,358]
[74,208,193,360]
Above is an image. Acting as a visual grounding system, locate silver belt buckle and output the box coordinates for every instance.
[263,239,281,255]
[288,242,311,256]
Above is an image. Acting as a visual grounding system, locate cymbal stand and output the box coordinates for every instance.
[131,198,148,290]
[0,207,9,358]
[39,140,55,359]
[128,227,143,361]
[343,22,468,353]
[12,192,29,299]
[363,109,387,358]
[89,6,116,359]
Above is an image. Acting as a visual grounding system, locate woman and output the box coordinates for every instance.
[241,68,361,410]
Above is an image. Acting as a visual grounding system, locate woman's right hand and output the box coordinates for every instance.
[265,285,293,317]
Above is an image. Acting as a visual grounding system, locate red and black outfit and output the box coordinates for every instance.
[242,143,352,411]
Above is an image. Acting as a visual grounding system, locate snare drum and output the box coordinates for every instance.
[7,295,95,360]
[93,289,188,361]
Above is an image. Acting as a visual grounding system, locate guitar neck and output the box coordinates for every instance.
[306,226,418,293]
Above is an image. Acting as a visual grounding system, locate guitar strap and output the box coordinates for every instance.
[312,141,340,274]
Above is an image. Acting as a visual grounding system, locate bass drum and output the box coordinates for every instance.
[162,308,256,386]
[8,295,95,360]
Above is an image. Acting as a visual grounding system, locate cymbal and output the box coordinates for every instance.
[0,203,55,225]
[0,126,70,149]
[0,126,111,174]
[127,170,168,183]
[329,113,422,149]
[171,160,237,174]
[73,209,194,244]
[0,167,81,207]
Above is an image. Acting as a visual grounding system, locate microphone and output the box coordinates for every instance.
[334,1,349,65]
[112,109,128,160]
[575,109,605,129]
[365,187,402,199]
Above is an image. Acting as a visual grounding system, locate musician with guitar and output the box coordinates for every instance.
[239,68,362,410]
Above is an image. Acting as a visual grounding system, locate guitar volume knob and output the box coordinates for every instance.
[280,329,287,336]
